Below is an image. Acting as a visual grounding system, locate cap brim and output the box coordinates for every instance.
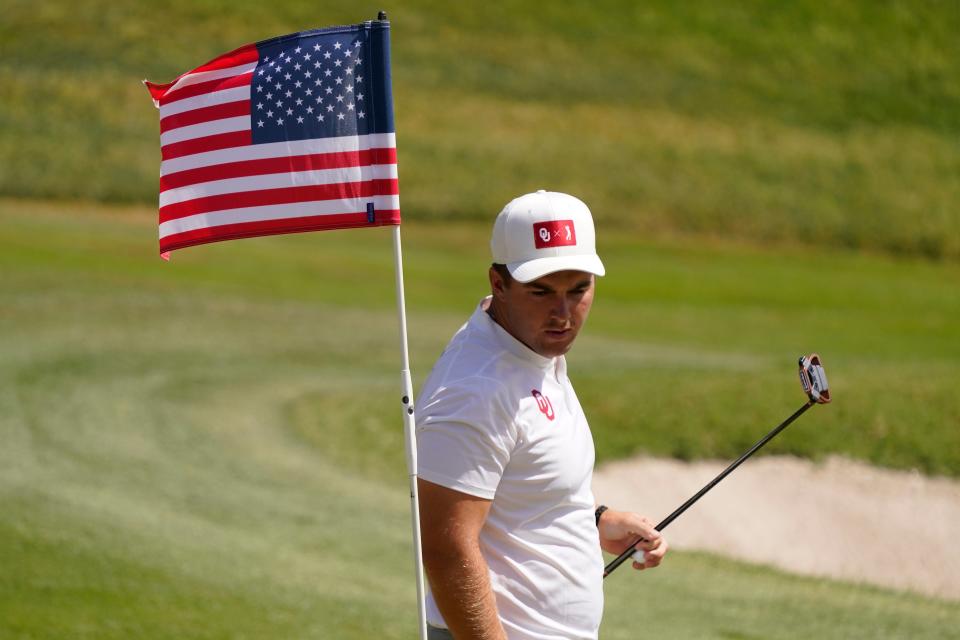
[507,254,605,283]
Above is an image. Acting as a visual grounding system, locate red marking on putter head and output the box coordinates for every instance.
[799,353,831,404]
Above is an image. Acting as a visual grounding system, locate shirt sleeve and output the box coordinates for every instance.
[416,378,519,500]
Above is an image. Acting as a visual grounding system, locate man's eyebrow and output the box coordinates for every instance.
[522,278,593,292]
[523,282,554,292]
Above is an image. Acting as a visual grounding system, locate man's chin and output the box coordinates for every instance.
[538,331,577,356]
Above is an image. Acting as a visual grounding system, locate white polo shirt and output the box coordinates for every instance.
[416,298,604,640]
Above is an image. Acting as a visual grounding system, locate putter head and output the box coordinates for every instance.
[798,353,831,404]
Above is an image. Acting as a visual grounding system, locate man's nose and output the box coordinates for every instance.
[550,295,572,321]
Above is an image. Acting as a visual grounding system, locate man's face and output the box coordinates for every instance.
[488,268,595,358]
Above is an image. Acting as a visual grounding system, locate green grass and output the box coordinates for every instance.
[1,1,959,257]
[2,200,959,637]
[602,553,960,640]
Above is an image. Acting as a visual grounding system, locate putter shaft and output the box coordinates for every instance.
[603,400,814,578]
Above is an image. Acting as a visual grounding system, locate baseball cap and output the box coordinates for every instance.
[490,190,605,283]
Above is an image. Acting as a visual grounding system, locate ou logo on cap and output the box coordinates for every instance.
[533,220,577,249]
[531,389,555,421]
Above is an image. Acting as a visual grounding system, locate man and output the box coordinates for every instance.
[416,191,668,639]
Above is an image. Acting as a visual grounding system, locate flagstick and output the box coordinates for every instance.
[391,224,428,640]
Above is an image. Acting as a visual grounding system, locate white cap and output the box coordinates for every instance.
[491,190,605,283]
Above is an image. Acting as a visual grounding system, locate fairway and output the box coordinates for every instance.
[2,201,958,639]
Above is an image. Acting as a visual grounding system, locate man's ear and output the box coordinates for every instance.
[489,266,507,300]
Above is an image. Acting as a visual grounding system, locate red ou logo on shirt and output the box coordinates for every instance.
[532,389,555,421]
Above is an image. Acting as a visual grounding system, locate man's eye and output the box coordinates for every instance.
[531,290,549,297]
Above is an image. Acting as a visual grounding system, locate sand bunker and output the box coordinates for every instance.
[593,455,960,600]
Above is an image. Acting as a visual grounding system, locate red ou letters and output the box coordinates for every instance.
[531,389,555,421]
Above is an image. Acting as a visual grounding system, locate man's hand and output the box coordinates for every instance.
[597,508,668,570]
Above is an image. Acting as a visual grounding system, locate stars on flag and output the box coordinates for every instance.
[251,36,371,141]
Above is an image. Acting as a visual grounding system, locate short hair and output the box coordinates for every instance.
[491,263,513,287]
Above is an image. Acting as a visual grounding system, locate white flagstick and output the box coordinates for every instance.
[391,224,428,640]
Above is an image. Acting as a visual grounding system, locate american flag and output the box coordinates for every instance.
[145,22,400,256]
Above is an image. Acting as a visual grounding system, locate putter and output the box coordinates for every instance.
[603,354,832,578]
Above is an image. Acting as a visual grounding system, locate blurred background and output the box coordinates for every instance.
[1,1,958,638]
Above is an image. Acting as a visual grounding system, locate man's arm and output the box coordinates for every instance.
[418,478,507,640]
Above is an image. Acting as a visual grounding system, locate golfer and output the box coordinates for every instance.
[416,191,668,640]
